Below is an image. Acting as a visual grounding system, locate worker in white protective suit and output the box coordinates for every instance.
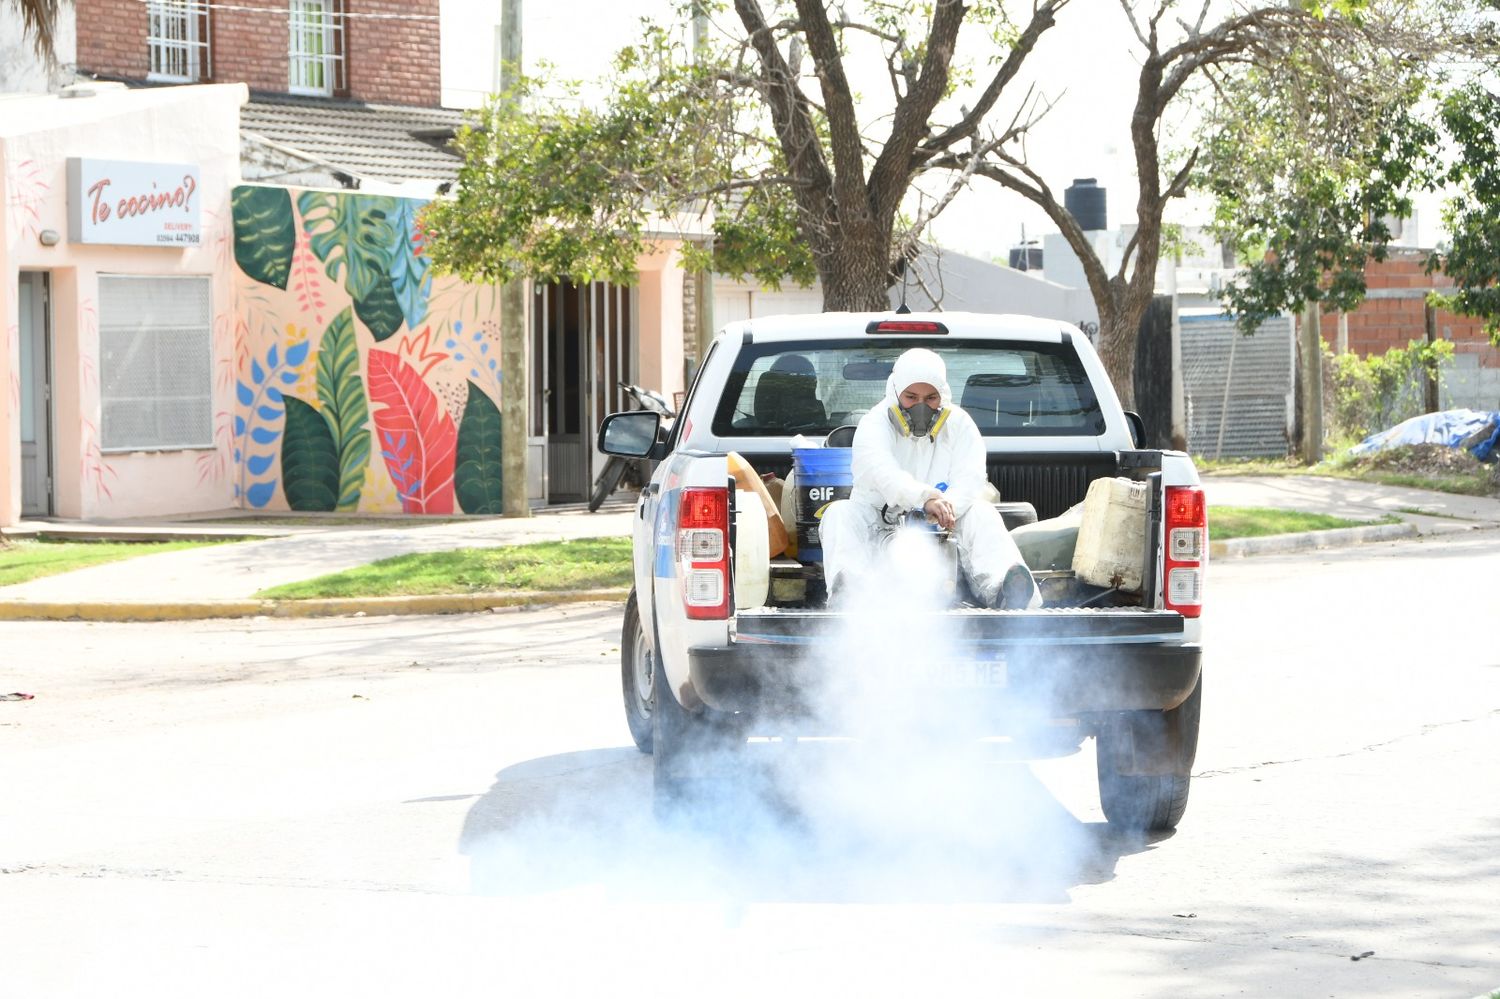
[820,347,1040,609]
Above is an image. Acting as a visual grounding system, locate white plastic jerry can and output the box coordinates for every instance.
[1072,476,1149,593]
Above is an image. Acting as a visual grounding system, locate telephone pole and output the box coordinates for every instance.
[1301,298,1324,463]
[499,0,529,517]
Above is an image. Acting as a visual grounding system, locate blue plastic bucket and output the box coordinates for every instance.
[792,446,853,561]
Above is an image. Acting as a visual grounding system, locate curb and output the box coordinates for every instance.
[1210,521,1418,558]
[0,587,632,623]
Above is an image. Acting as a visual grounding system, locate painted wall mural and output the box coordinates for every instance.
[231,184,505,515]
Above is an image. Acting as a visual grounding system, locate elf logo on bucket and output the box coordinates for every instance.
[807,486,840,502]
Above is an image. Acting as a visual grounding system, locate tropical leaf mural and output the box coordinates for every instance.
[314,308,370,511]
[368,349,457,514]
[231,186,296,290]
[297,191,405,341]
[389,198,432,332]
[236,340,310,508]
[455,381,504,515]
[232,185,508,517]
[281,396,339,511]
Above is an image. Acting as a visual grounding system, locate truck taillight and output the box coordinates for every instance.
[679,487,729,620]
[1163,485,1206,618]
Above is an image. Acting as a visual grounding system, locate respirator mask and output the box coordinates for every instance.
[902,401,938,436]
[890,400,948,439]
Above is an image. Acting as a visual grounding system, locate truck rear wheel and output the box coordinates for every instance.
[1095,674,1201,832]
[621,590,653,753]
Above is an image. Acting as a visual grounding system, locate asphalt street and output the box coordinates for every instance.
[2,530,1497,997]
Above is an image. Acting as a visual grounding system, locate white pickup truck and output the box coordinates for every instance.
[599,312,1206,830]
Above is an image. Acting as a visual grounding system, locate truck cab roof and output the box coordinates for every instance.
[720,311,1080,345]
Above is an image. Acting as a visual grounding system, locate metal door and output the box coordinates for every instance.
[535,280,635,503]
[18,272,52,517]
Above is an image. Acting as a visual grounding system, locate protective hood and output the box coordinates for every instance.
[884,347,953,439]
[884,347,953,408]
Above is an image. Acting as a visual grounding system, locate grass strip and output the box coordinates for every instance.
[257,537,633,599]
[1208,505,1398,541]
[0,539,224,588]
[1198,455,1497,498]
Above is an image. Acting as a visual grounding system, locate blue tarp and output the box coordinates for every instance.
[1349,408,1500,460]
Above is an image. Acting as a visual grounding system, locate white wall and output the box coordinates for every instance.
[0,84,247,525]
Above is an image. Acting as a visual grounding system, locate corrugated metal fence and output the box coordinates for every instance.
[1180,313,1295,459]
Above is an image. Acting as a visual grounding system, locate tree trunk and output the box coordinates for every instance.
[817,227,891,312]
[1097,307,1140,412]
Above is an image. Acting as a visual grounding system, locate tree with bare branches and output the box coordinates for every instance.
[422,0,1492,408]
[424,1,1069,311]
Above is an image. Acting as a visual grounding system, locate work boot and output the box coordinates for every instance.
[826,572,848,608]
[994,563,1037,609]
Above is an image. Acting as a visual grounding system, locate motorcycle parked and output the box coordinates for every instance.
[589,382,677,512]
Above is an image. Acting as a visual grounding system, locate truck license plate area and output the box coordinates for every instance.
[872,656,1008,688]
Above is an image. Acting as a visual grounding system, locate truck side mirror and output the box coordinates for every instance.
[599,411,663,458]
[1124,411,1145,449]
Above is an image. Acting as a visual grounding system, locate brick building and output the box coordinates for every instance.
[69,1,463,195]
[1308,249,1499,409]
[74,0,440,108]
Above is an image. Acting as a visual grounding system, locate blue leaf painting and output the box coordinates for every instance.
[247,453,275,475]
[257,405,281,421]
[234,416,247,436]
[280,371,299,385]
[267,344,280,369]
[236,382,253,406]
[246,481,277,508]
[286,340,310,367]
[388,197,432,331]
[251,359,265,385]
[266,386,284,403]
[251,427,281,445]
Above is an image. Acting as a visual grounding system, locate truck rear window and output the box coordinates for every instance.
[711,337,1105,437]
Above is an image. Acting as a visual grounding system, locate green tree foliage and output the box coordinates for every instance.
[421,1,1065,310]
[1429,83,1500,341]
[1329,338,1454,441]
[1199,64,1440,332]
[1197,3,1498,334]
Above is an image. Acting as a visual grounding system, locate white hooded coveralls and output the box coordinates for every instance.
[820,347,1038,608]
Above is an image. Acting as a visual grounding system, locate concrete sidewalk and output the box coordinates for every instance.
[1,476,1497,621]
[0,501,637,620]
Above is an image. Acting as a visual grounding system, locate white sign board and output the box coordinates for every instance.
[67,158,202,247]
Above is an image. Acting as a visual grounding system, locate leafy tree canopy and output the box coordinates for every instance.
[1431,82,1500,340]
[1195,1,1499,335]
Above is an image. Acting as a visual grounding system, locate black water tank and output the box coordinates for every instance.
[1008,243,1043,271]
[1064,178,1107,232]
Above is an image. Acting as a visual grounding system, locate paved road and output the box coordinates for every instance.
[2,532,1497,997]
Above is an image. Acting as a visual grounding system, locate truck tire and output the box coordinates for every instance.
[651,663,747,816]
[1095,674,1202,832]
[621,590,654,753]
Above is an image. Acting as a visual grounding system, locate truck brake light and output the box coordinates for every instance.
[678,487,730,620]
[1163,485,1206,618]
[865,320,949,335]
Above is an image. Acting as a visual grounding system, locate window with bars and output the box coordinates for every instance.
[289,0,346,97]
[99,276,214,452]
[147,0,212,82]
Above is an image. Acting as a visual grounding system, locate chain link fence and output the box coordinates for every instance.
[1180,313,1296,460]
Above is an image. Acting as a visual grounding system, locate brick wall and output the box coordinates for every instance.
[1314,250,1495,369]
[211,4,291,93]
[76,0,150,80]
[75,0,441,107]
[346,1,440,107]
